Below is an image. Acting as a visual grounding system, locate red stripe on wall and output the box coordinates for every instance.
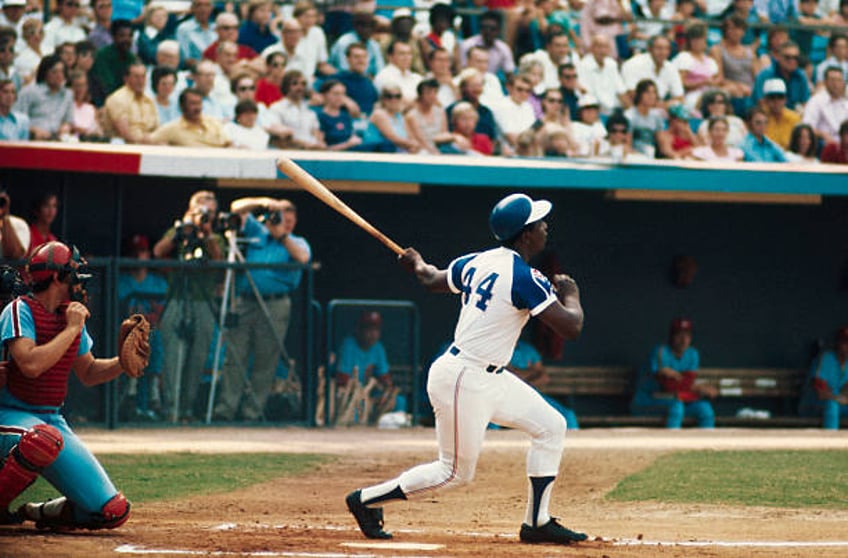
[0,144,141,175]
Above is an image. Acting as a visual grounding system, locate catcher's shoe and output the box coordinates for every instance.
[519,518,588,545]
[0,508,22,525]
[345,490,392,539]
[17,498,76,530]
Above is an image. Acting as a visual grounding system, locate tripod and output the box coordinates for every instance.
[203,229,295,424]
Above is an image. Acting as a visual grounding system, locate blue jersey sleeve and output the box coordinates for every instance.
[0,299,35,344]
[511,261,556,316]
[447,253,478,294]
[336,336,359,375]
[78,325,93,356]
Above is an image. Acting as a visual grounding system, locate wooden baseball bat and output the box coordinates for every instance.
[276,157,404,256]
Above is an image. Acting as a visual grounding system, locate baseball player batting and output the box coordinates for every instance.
[345,193,588,545]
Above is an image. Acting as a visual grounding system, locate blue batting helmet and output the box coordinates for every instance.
[489,194,552,241]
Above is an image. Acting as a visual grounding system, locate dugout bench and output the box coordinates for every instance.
[539,366,833,428]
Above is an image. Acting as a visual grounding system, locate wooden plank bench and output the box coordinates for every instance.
[539,365,834,428]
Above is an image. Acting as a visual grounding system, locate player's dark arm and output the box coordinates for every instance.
[73,352,124,387]
[537,274,584,340]
[398,248,450,293]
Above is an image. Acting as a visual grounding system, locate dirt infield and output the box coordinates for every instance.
[2,427,848,558]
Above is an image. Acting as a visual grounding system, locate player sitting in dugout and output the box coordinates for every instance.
[630,317,718,428]
[335,310,407,420]
[799,326,848,430]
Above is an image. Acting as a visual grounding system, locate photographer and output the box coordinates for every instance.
[0,189,27,261]
[153,190,225,422]
[213,196,311,422]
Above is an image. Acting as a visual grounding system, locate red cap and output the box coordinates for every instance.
[126,234,149,256]
[358,311,382,329]
[837,326,848,342]
[670,317,693,334]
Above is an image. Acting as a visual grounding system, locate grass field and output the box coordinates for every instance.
[608,450,848,509]
[11,452,331,508]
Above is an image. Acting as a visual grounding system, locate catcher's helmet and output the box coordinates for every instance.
[26,241,88,284]
[489,193,552,241]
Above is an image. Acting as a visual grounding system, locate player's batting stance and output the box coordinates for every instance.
[346,193,588,545]
[0,242,135,529]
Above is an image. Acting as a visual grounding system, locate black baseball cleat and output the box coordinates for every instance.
[519,517,588,545]
[0,508,22,525]
[345,490,392,539]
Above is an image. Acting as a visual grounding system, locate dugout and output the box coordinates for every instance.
[1,143,847,426]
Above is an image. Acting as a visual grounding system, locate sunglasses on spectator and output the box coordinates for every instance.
[383,93,402,99]
[610,127,628,133]
[270,62,287,68]
[782,54,799,60]
[0,47,13,53]
[218,25,238,30]
[561,73,577,79]
[514,86,531,93]
[238,85,256,91]
[545,97,562,103]
[751,118,767,125]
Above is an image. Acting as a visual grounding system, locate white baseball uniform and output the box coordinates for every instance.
[360,246,568,527]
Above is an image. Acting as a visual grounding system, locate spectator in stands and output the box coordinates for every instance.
[631,317,717,429]
[721,0,765,50]
[27,191,59,252]
[522,29,575,95]
[445,101,493,155]
[14,54,73,140]
[74,41,96,75]
[177,0,216,69]
[294,1,335,80]
[692,116,744,161]
[630,0,673,55]
[231,73,277,133]
[137,4,172,66]
[419,2,457,72]
[669,0,698,54]
[90,19,138,106]
[0,78,28,140]
[0,188,27,259]
[492,74,536,150]
[55,40,76,74]
[447,69,497,143]
[517,57,545,117]
[753,41,811,111]
[329,10,383,78]
[557,62,580,120]
[571,94,607,156]
[579,0,631,60]
[803,66,848,146]
[675,22,720,114]
[508,339,579,430]
[404,78,451,154]
[577,33,628,115]
[426,47,458,108]
[541,124,576,157]
[0,29,19,92]
[711,15,760,115]
[625,79,665,158]
[820,119,848,164]
[762,78,801,150]
[741,106,788,162]
[88,0,113,49]
[374,39,422,107]
[815,34,848,85]
[316,79,361,151]
[757,25,791,70]
[268,69,324,149]
[792,0,825,58]
[149,41,187,99]
[152,66,180,125]
[596,111,640,160]
[657,103,700,159]
[785,123,820,163]
[102,61,157,144]
[239,0,276,55]
[42,0,86,55]
[255,51,286,106]
[204,12,257,63]
[149,88,230,147]
[224,99,269,150]
[458,11,515,78]
[756,0,797,23]
[267,18,309,80]
[697,89,748,147]
[330,42,378,116]
[380,8,425,76]
[210,42,243,114]
[463,45,506,109]
[14,19,44,85]
[192,59,229,120]
[68,70,101,139]
[0,0,28,42]
[362,84,419,152]
[799,326,848,429]
[622,35,684,109]
[534,87,573,141]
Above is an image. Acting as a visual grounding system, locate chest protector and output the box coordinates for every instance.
[7,296,81,407]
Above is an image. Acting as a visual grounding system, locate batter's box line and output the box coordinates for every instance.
[612,538,848,548]
[208,522,516,538]
[115,543,380,557]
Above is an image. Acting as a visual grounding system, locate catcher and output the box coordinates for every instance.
[0,241,150,529]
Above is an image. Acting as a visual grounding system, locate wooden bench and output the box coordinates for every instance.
[539,365,831,428]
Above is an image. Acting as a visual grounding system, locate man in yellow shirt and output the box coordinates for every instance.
[762,78,800,150]
[150,88,230,147]
[103,62,159,144]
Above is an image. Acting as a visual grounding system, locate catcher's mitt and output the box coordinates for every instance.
[118,314,151,378]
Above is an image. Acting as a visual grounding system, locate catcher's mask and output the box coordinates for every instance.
[26,241,92,302]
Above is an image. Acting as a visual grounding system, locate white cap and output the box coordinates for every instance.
[392,8,414,19]
[577,94,600,108]
[2,0,27,7]
[763,78,787,96]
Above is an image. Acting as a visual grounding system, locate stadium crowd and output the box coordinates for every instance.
[1,0,848,163]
